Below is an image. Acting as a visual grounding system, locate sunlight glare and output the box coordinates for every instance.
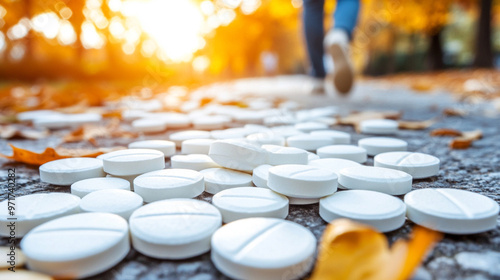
[58,20,77,45]
[81,20,105,49]
[121,0,205,62]
[0,31,5,53]
[31,12,61,40]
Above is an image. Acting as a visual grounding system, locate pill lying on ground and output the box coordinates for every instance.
[209,139,268,172]
[316,145,367,163]
[310,130,351,144]
[40,158,105,185]
[359,119,399,135]
[374,151,440,179]
[181,138,215,154]
[21,213,129,279]
[358,137,408,156]
[128,140,176,157]
[171,154,220,171]
[201,167,253,194]
[71,177,130,198]
[101,149,165,176]
[262,144,308,165]
[130,199,221,259]
[211,218,316,280]
[339,165,413,195]
[79,189,143,220]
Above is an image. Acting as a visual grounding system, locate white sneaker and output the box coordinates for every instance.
[324,29,354,94]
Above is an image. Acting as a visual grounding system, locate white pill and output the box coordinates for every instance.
[130,199,221,259]
[106,174,139,187]
[40,158,105,185]
[131,118,167,133]
[286,134,334,151]
[310,130,351,144]
[339,166,412,195]
[17,110,61,122]
[193,115,231,130]
[212,187,289,223]
[309,158,361,176]
[288,197,320,205]
[102,149,165,176]
[360,119,399,134]
[80,189,143,220]
[246,132,285,146]
[307,152,320,162]
[374,152,440,179]
[182,138,215,154]
[316,145,367,163]
[244,124,272,134]
[295,121,329,132]
[358,137,408,156]
[169,130,212,146]
[128,140,176,157]
[34,113,101,129]
[253,164,272,188]
[211,218,316,280]
[268,164,337,198]
[171,154,220,171]
[134,169,204,202]
[71,177,130,198]
[21,213,129,279]
[405,188,499,234]
[320,190,406,232]
[122,110,150,121]
[262,145,308,165]
[209,139,268,172]
[201,168,253,194]
[0,193,80,237]
[156,113,191,128]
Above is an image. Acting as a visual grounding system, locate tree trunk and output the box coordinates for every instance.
[427,29,444,70]
[474,0,493,68]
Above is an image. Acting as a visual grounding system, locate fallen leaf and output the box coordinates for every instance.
[398,119,436,130]
[411,81,434,92]
[63,119,136,145]
[0,125,49,140]
[429,128,463,137]
[0,144,125,166]
[450,130,482,149]
[443,108,467,117]
[309,219,441,280]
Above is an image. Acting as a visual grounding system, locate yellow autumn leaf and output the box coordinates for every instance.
[310,219,442,280]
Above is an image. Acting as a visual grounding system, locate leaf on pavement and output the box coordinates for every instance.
[309,219,441,280]
[429,128,463,137]
[450,130,483,149]
[398,119,436,130]
[0,144,125,166]
[63,119,136,146]
[0,125,49,140]
[443,108,467,117]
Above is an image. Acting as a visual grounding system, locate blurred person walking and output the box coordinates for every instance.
[303,0,359,94]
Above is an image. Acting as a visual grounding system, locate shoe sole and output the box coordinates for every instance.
[328,43,354,94]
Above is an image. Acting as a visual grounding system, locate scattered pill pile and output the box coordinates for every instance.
[1,104,498,279]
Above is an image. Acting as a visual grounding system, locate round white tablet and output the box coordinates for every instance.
[201,168,253,194]
[310,130,351,144]
[171,154,220,171]
[268,164,337,198]
[17,110,61,122]
[286,134,334,151]
[246,132,285,146]
[270,126,304,138]
[404,188,499,234]
[128,140,176,157]
[106,174,139,187]
[181,138,215,154]
[360,119,399,134]
[130,199,221,259]
[210,128,248,140]
[71,177,130,198]
[0,193,80,237]
[307,152,320,162]
[193,115,231,130]
[288,197,320,205]
[209,139,268,172]
[320,190,406,232]
[40,158,105,186]
[253,164,272,188]
[339,166,412,195]
[169,130,212,146]
[295,121,329,132]
[134,169,204,202]
[262,145,308,165]
[131,118,167,133]
[21,213,129,279]
[34,113,101,129]
[316,145,367,163]
[80,189,143,220]
[212,187,289,223]
[156,113,191,128]
[374,152,440,179]
[102,149,165,176]
[211,218,316,280]
[309,158,361,175]
[358,137,408,156]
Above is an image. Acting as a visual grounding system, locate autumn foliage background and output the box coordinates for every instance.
[0,0,498,110]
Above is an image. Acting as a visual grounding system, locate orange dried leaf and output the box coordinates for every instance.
[443,108,467,117]
[449,130,482,150]
[429,128,463,137]
[309,219,441,280]
[0,144,124,166]
[398,119,436,130]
